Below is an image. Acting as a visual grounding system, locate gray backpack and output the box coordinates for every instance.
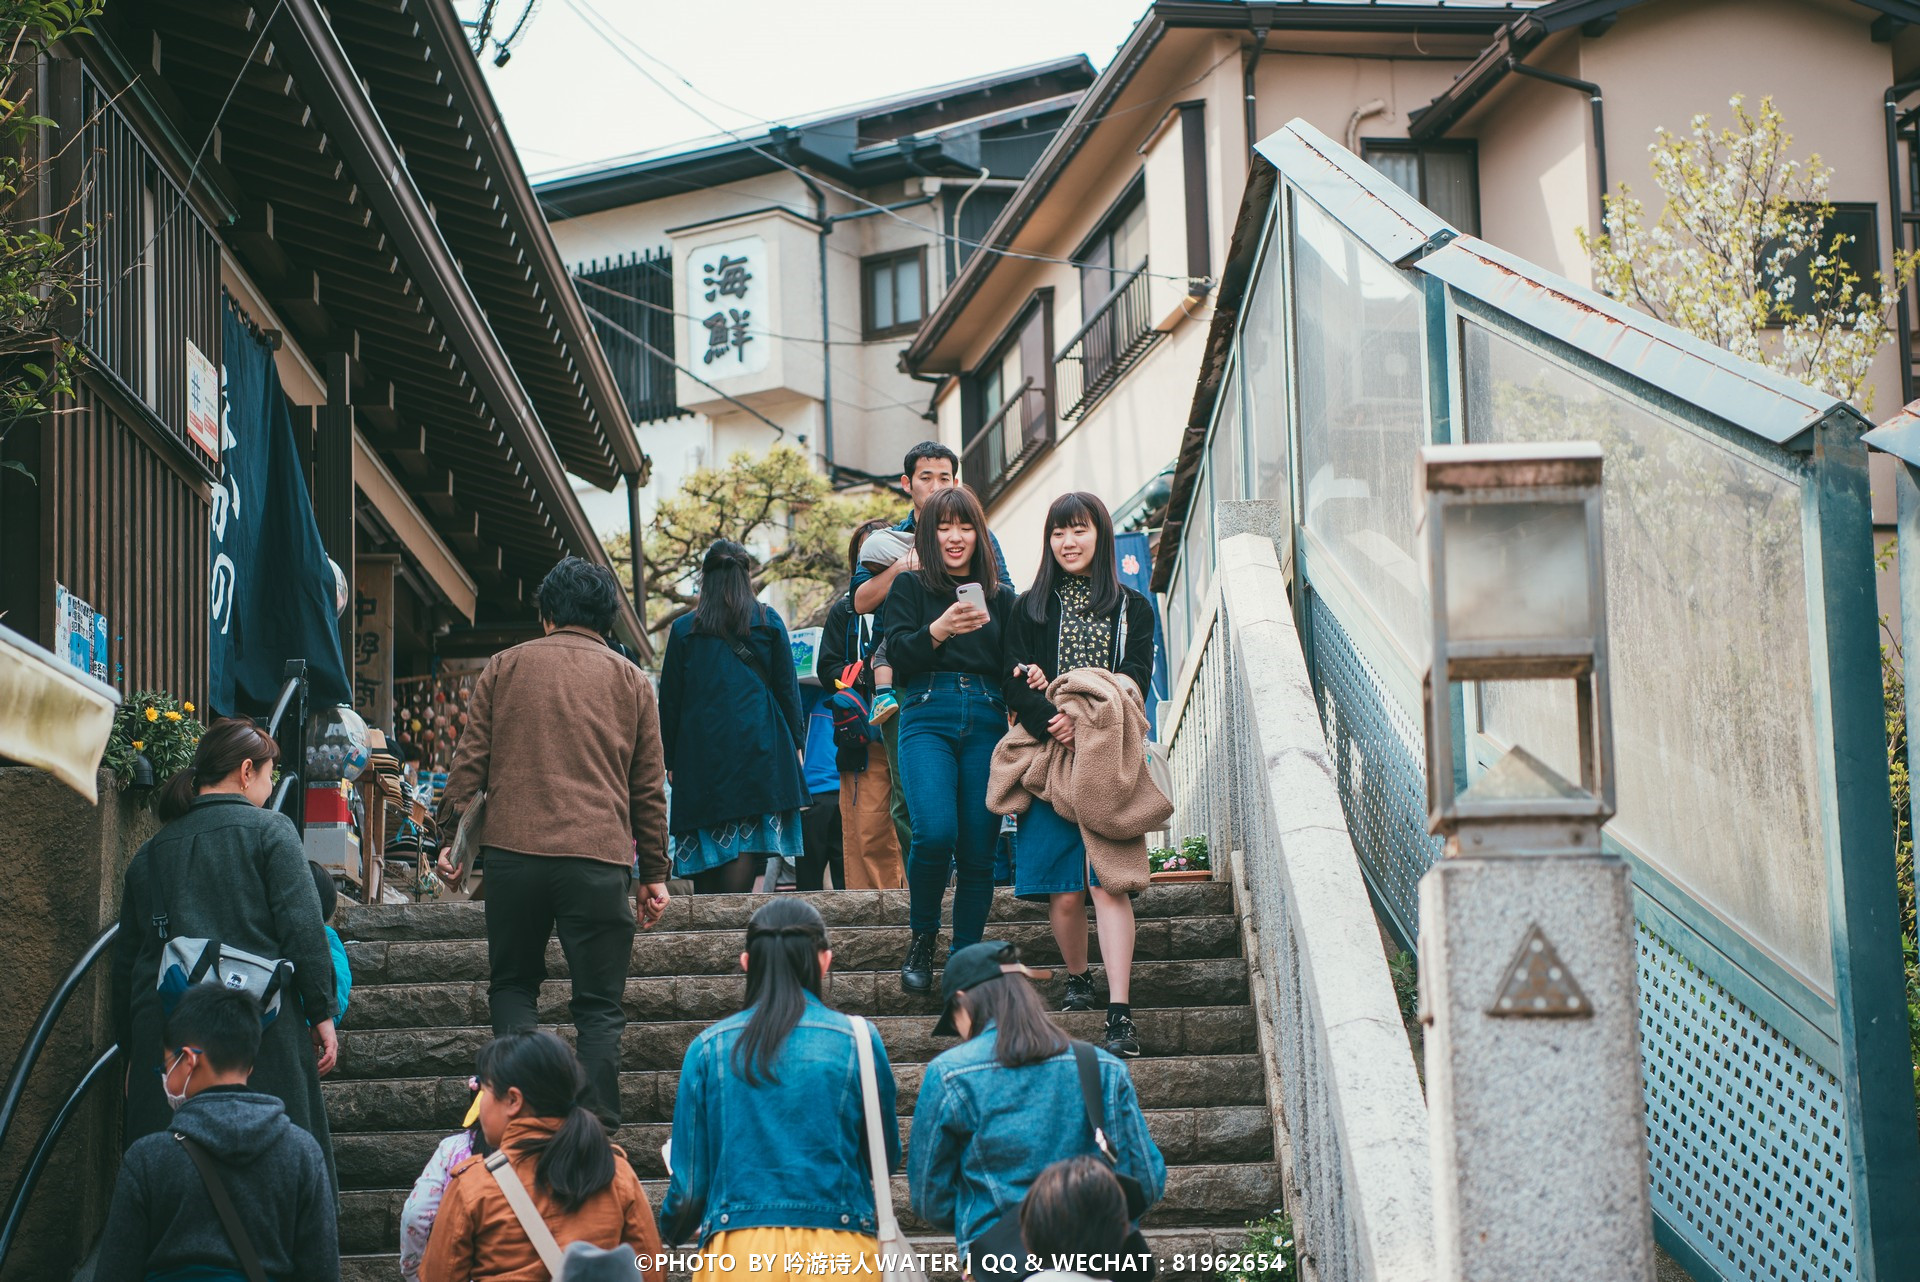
[150,843,294,1027]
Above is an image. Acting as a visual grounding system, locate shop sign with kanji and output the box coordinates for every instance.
[684,235,769,378]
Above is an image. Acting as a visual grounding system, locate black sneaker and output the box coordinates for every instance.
[1062,970,1096,1012]
[901,932,937,994]
[1105,1013,1140,1059]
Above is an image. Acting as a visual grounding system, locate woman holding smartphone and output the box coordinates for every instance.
[1002,493,1157,1057]
[883,485,1016,995]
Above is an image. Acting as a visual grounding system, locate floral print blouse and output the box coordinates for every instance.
[1056,573,1116,673]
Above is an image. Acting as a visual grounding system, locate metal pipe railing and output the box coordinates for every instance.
[0,924,119,1160]
[0,1045,122,1269]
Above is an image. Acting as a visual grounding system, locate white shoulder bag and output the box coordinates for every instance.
[849,1014,926,1282]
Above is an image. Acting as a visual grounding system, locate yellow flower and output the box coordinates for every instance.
[144,707,159,722]
[182,702,194,714]
[164,710,182,722]
[131,740,144,751]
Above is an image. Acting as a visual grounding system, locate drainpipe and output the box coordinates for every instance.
[1886,78,1920,404]
[786,165,835,470]
[1346,99,1388,154]
[1244,6,1274,161]
[1507,58,1607,232]
[625,470,646,628]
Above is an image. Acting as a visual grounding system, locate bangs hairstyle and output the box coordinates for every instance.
[912,486,1000,599]
[1023,491,1123,624]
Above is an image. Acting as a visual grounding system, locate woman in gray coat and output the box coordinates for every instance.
[111,717,340,1185]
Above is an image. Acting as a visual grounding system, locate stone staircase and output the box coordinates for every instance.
[328,884,1281,1280]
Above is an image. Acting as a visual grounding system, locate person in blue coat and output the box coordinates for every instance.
[657,540,809,894]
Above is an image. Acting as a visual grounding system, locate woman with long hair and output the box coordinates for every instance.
[658,539,809,893]
[111,718,340,1177]
[1003,492,1158,1057]
[907,942,1164,1263]
[660,899,901,1279]
[421,1031,661,1280]
[882,485,1017,993]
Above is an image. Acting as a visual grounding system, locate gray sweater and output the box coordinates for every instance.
[94,1086,339,1282]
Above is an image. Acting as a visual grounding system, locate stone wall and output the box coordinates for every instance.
[0,767,159,1278]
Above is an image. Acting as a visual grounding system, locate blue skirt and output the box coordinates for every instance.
[1010,796,1102,901]
[673,810,803,879]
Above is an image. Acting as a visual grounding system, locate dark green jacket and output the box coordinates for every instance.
[112,794,337,1187]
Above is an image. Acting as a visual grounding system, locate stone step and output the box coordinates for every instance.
[332,1105,1274,1189]
[323,1054,1269,1133]
[338,1226,1274,1282]
[337,883,1233,943]
[335,1162,1284,1254]
[343,957,1249,1031]
[344,915,1243,986]
[335,1007,1257,1080]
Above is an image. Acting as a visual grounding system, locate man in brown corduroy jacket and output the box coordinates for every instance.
[439,557,669,1127]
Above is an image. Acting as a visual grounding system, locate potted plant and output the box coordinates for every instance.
[1149,834,1211,882]
[102,691,205,804]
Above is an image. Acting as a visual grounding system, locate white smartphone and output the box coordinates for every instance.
[955,582,986,611]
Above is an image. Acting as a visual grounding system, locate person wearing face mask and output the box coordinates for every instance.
[94,985,340,1282]
[882,485,1018,993]
[111,717,341,1187]
[995,494,1159,1059]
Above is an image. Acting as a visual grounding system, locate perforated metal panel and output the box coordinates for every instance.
[1306,592,1443,942]
[1636,923,1856,1280]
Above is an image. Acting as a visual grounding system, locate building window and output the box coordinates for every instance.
[576,249,682,424]
[862,249,927,339]
[1058,175,1158,421]
[1076,176,1149,321]
[962,291,1052,505]
[1760,202,1879,325]
[1361,140,1480,235]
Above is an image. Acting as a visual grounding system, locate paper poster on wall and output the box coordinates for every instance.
[186,340,219,460]
[684,235,769,378]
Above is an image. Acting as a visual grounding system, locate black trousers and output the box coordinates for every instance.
[796,791,843,890]
[482,849,635,1127]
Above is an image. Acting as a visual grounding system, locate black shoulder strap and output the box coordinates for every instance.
[1071,1041,1117,1164]
[176,1133,269,1282]
[727,635,774,692]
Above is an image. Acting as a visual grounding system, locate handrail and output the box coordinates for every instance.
[0,1045,121,1269]
[0,923,119,1159]
[1055,262,1159,422]
[1053,259,1149,361]
[267,660,309,833]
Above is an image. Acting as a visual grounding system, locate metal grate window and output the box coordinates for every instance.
[74,67,220,453]
[575,249,681,424]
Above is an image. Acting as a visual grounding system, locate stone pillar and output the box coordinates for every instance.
[0,767,159,1277]
[1420,851,1654,1282]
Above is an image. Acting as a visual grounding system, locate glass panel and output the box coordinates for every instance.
[1422,150,1479,236]
[871,262,894,332]
[895,255,923,326]
[1462,320,1831,994]
[1241,224,1292,531]
[1292,191,1430,659]
[1440,500,1590,643]
[1210,362,1243,503]
[1165,567,1188,672]
[1184,467,1214,614]
[1113,195,1149,275]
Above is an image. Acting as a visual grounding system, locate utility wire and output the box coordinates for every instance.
[581,301,790,441]
[563,0,1215,291]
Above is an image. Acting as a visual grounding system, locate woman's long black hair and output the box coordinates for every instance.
[734,898,831,1086]
[691,539,762,640]
[1023,491,1124,624]
[957,973,1069,1068]
[912,486,1001,599]
[156,717,280,822]
[474,1031,614,1214]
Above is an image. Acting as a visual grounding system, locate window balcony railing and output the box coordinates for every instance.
[1055,262,1161,421]
[961,376,1050,507]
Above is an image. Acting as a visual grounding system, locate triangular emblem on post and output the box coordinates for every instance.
[1488,924,1591,1018]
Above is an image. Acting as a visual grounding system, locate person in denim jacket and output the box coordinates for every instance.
[907,942,1166,1259]
[660,899,902,1278]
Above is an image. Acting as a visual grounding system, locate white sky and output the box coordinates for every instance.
[459,0,1150,177]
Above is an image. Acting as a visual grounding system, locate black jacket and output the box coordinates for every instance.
[95,1086,339,1282]
[818,592,874,691]
[657,607,808,834]
[882,572,1017,685]
[113,795,337,1176]
[1002,585,1157,737]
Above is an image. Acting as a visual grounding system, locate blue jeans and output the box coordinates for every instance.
[898,673,1006,945]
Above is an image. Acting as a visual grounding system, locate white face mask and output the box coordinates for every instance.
[163,1050,194,1112]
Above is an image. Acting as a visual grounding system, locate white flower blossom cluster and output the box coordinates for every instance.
[1579,95,1917,412]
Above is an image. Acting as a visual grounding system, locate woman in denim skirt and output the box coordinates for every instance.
[882,485,1017,994]
[1002,493,1157,1058]
[660,898,901,1278]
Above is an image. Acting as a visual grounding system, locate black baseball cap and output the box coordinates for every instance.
[931,940,1053,1038]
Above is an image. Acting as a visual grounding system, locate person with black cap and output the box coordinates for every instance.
[907,941,1165,1269]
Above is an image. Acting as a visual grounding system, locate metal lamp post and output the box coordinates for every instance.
[1415,441,1654,1282]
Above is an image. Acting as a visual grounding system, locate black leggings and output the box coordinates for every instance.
[692,851,763,895]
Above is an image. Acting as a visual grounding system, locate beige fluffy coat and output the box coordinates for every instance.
[988,668,1174,893]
